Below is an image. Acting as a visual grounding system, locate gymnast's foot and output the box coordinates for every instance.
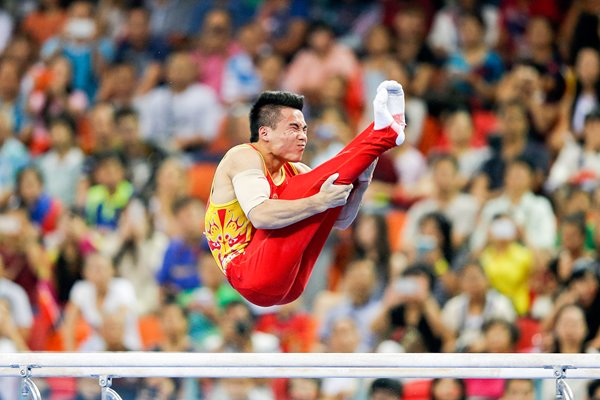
[373,80,406,145]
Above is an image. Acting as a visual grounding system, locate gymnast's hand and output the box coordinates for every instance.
[318,173,353,209]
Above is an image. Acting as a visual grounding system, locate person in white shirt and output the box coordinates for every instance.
[135,51,224,153]
[62,252,140,351]
[546,108,600,192]
[471,157,556,252]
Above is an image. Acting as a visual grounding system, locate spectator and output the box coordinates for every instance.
[588,380,600,400]
[430,378,466,400]
[403,154,479,251]
[255,299,316,353]
[204,300,280,353]
[115,107,166,198]
[21,0,67,46]
[27,56,88,154]
[145,0,196,42]
[283,21,359,106]
[0,299,28,399]
[351,212,391,286]
[41,1,115,101]
[221,22,265,105]
[568,48,600,138]
[442,260,516,352]
[14,166,62,236]
[547,107,600,192]
[36,115,85,207]
[0,112,29,207]
[371,264,452,353]
[148,157,188,237]
[104,198,168,316]
[85,151,134,230]
[289,378,322,400]
[479,101,550,192]
[156,197,208,299]
[472,157,557,253]
[0,7,13,53]
[0,57,29,138]
[136,52,224,154]
[256,0,309,61]
[114,7,170,96]
[551,213,593,288]
[190,8,238,99]
[500,379,535,400]
[96,62,139,108]
[88,102,121,154]
[0,257,34,345]
[210,377,274,400]
[478,214,534,316]
[369,378,403,400]
[320,259,382,351]
[62,252,140,351]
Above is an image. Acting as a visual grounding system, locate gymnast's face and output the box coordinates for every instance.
[262,107,308,162]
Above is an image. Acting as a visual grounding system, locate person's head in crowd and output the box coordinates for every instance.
[92,151,126,191]
[588,380,600,400]
[326,317,361,353]
[569,258,599,308]
[487,214,519,247]
[561,186,593,217]
[108,63,138,103]
[342,259,378,306]
[482,318,519,353]
[0,112,11,143]
[126,8,151,48]
[155,157,187,196]
[199,8,233,54]
[417,212,453,265]
[446,110,474,150]
[257,53,285,91]
[498,101,529,142]
[219,300,255,350]
[431,153,460,197]
[99,313,127,351]
[584,107,600,150]
[172,196,205,241]
[575,48,600,88]
[198,253,224,291]
[400,263,436,295]
[430,378,467,400]
[525,16,555,52]
[63,1,97,46]
[15,166,46,208]
[49,114,77,153]
[458,11,485,50]
[501,379,535,400]
[352,212,390,277]
[393,4,427,40]
[307,21,335,55]
[320,74,348,108]
[0,58,21,103]
[166,52,198,92]
[90,102,118,151]
[256,53,285,90]
[115,107,141,148]
[504,157,535,197]
[369,378,402,400]
[289,378,322,400]
[237,22,264,57]
[47,56,74,95]
[458,260,488,300]
[552,303,588,353]
[83,252,115,293]
[560,212,587,257]
[220,378,259,400]
[2,34,37,71]
[160,300,189,346]
[363,25,392,57]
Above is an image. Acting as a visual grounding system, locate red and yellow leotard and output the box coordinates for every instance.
[204,144,299,273]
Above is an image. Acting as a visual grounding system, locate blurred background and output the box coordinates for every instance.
[0,0,599,399]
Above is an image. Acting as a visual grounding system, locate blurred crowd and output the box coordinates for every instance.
[0,0,599,399]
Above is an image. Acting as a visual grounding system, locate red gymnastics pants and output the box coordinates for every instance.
[225,123,398,306]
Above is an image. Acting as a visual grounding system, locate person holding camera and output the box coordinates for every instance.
[371,264,453,353]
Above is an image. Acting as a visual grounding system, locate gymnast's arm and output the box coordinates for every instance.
[229,147,352,230]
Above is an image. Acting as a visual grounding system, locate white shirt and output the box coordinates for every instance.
[470,192,557,251]
[135,83,224,147]
[546,138,600,192]
[0,279,33,329]
[69,278,141,350]
[37,148,84,206]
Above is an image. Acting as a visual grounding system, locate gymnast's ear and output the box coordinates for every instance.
[258,126,270,142]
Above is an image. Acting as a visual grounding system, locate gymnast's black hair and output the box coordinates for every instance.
[249,91,304,143]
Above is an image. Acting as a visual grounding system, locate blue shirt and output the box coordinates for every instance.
[0,138,29,194]
[156,238,209,292]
